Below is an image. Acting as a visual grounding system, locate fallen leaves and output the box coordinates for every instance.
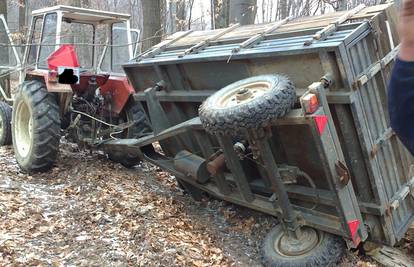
[0,143,258,266]
[0,141,412,266]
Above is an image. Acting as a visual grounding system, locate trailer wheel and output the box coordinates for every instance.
[261,225,344,267]
[107,98,152,168]
[199,75,296,136]
[0,101,12,146]
[12,81,61,172]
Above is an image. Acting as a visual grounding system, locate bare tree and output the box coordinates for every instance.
[279,0,288,19]
[18,0,26,32]
[229,0,257,25]
[18,0,28,54]
[141,0,162,50]
[212,0,230,29]
[337,0,347,11]
[187,0,195,30]
[176,0,187,31]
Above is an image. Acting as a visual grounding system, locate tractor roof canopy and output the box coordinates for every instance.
[32,5,130,24]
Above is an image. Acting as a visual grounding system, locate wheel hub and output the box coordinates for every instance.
[217,81,271,108]
[15,100,32,158]
[276,227,319,256]
[235,88,253,102]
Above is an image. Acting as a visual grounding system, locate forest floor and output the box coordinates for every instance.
[0,141,412,266]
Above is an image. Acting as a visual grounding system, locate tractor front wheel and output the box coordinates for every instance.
[12,81,61,172]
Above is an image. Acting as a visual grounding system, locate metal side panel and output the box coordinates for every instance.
[346,33,414,245]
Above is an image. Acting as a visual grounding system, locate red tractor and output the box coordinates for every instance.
[0,5,150,172]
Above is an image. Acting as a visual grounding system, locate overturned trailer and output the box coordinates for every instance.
[120,3,413,266]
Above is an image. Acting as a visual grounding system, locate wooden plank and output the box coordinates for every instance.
[136,30,193,60]
[368,246,414,267]
[304,4,366,46]
[232,16,293,53]
[166,4,395,50]
[354,44,399,89]
[130,3,396,61]
[179,23,240,57]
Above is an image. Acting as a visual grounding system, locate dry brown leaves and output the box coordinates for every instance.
[0,143,260,266]
[0,141,412,267]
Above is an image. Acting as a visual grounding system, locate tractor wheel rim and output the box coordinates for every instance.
[15,100,32,158]
[274,227,320,257]
[217,81,271,108]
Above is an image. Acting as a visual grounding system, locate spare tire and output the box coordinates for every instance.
[199,75,296,136]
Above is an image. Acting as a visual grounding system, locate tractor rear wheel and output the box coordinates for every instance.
[107,98,152,168]
[12,81,61,172]
[0,101,12,146]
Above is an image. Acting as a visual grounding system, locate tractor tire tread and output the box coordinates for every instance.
[12,80,61,173]
[0,101,12,145]
[261,225,345,267]
[199,75,296,136]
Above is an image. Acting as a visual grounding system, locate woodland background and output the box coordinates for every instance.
[0,0,402,53]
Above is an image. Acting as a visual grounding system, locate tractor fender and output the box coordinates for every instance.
[99,76,135,114]
[25,70,73,93]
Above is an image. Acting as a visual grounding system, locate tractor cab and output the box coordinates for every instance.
[0,5,149,173]
[19,5,138,117]
[23,5,136,78]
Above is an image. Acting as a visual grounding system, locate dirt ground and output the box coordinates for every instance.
[0,141,412,266]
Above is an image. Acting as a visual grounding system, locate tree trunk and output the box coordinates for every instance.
[63,0,80,6]
[303,0,310,16]
[187,0,195,30]
[141,0,162,51]
[169,1,177,33]
[279,0,288,19]
[337,0,347,11]
[176,0,187,31]
[229,0,257,25]
[81,0,90,8]
[18,0,27,55]
[213,0,230,29]
[18,0,26,33]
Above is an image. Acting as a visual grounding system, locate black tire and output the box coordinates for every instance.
[0,101,12,146]
[12,81,61,172]
[261,225,345,267]
[107,98,152,168]
[199,75,296,136]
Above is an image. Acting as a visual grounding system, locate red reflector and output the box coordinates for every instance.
[313,115,327,136]
[302,93,319,114]
[347,220,361,245]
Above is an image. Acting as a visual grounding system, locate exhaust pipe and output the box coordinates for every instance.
[174,150,210,184]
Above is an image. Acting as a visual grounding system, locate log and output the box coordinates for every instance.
[369,246,414,267]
